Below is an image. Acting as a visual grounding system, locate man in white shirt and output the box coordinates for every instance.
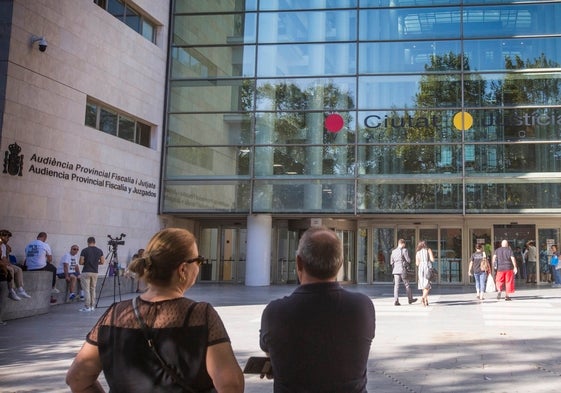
[24,232,59,302]
[57,245,81,301]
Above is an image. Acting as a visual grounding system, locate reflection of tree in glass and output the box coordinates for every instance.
[249,81,355,175]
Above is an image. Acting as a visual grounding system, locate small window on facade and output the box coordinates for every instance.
[85,98,152,148]
[85,102,98,128]
[100,108,118,136]
[136,122,151,147]
[118,115,135,142]
[94,0,157,44]
[124,5,140,31]
[142,19,154,42]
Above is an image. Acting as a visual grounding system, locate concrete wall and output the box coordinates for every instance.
[1,271,52,320]
[0,0,171,270]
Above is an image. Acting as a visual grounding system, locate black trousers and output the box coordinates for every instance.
[28,263,57,288]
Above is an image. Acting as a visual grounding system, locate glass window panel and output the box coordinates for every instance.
[257,43,356,77]
[465,183,561,212]
[357,144,462,175]
[136,122,151,148]
[162,183,250,212]
[464,143,561,174]
[462,108,561,143]
[85,102,98,128]
[464,38,561,72]
[254,145,355,176]
[358,75,463,109]
[360,41,461,74]
[169,79,254,113]
[360,7,461,41]
[472,73,561,108]
[99,108,117,136]
[173,14,256,45]
[463,4,561,38]
[258,10,356,43]
[141,19,155,42]
[175,0,257,13]
[253,180,355,213]
[171,46,256,78]
[371,227,395,282]
[357,182,462,213]
[166,146,250,177]
[255,78,356,112]
[255,111,355,145]
[439,227,462,283]
[107,0,125,19]
[118,115,135,142]
[358,110,463,143]
[124,6,140,32]
[259,0,356,10]
[361,0,461,6]
[168,113,253,146]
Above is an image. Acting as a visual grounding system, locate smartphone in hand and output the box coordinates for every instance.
[243,356,273,377]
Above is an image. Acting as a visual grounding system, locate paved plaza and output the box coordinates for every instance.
[1,283,560,393]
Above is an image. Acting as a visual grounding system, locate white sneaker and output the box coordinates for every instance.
[51,287,60,294]
[79,307,92,312]
[8,290,21,301]
[16,288,31,299]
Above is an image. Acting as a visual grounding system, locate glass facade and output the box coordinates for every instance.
[163,1,561,215]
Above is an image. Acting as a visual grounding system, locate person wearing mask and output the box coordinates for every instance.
[260,227,375,393]
[416,240,435,306]
[66,228,244,393]
[390,239,417,306]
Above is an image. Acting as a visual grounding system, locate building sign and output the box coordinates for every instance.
[2,143,157,199]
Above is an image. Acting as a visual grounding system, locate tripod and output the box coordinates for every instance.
[95,245,122,308]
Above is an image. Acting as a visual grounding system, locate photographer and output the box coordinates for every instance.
[78,237,105,312]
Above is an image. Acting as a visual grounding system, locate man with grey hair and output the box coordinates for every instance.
[260,227,376,393]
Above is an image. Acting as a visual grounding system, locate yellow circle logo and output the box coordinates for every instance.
[453,111,473,131]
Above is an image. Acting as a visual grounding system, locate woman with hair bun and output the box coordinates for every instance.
[66,228,244,393]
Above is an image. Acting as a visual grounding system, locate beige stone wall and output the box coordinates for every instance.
[0,0,170,267]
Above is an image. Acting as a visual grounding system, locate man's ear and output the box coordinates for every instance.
[296,255,304,271]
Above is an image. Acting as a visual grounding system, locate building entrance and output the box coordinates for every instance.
[198,226,246,283]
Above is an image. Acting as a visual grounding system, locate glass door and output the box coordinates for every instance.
[199,226,247,283]
[273,228,299,284]
[372,228,395,282]
[335,229,355,282]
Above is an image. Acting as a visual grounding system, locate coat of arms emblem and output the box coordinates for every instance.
[3,142,24,176]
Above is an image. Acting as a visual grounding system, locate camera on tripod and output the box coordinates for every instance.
[107,233,126,248]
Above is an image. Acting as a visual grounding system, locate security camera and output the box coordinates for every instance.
[31,36,47,52]
[38,37,47,52]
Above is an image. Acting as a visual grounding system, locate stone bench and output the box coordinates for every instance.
[0,270,140,321]
[0,271,52,321]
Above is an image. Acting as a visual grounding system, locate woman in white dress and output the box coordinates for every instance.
[416,240,435,306]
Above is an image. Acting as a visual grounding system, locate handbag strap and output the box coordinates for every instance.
[132,296,197,393]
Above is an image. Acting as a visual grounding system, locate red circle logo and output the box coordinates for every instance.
[325,113,344,133]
